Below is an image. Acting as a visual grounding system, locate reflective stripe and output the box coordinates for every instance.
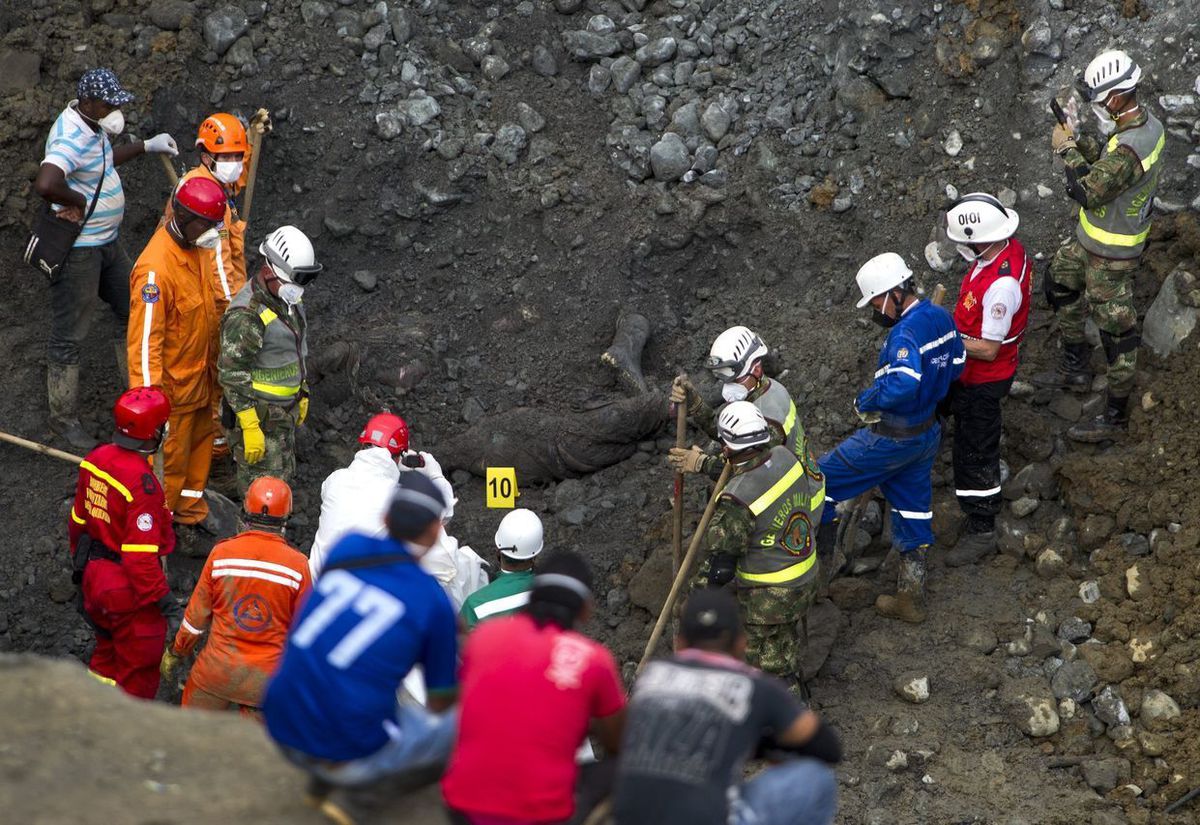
[87,670,117,686]
[811,486,826,510]
[250,380,300,397]
[70,507,86,525]
[1108,132,1166,173]
[956,486,1002,498]
[120,544,159,553]
[1078,208,1151,247]
[747,461,806,517]
[473,590,531,620]
[213,558,304,582]
[214,236,231,300]
[885,366,922,381]
[952,355,967,365]
[738,552,817,584]
[181,619,204,636]
[259,308,278,326]
[893,509,933,520]
[213,436,227,446]
[180,489,204,498]
[782,402,797,436]
[80,460,133,503]
[918,330,958,354]
[212,568,300,590]
[140,271,156,385]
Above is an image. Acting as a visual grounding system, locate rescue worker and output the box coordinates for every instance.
[127,176,227,531]
[1043,50,1163,441]
[943,194,1032,566]
[160,476,310,717]
[818,253,964,624]
[693,402,823,688]
[460,509,544,629]
[218,225,321,495]
[68,386,181,698]
[668,327,824,491]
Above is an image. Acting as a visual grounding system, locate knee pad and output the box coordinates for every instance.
[1099,329,1140,365]
[1043,276,1081,311]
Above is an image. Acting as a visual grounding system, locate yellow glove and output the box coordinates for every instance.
[668,446,708,474]
[1051,124,1076,155]
[298,396,309,425]
[236,408,266,464]
[160,648,182,682]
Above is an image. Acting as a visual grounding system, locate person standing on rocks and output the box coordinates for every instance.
[460,508,544,629]
[68,386,181,699]
[943,194,1032,566]
[693,402,823,692]
[1042,50,1163,441]
[218,225,321,495]
[34,68,180,450]
[818,253,964,624]
[161,476,310,718]
[127,177,228,535]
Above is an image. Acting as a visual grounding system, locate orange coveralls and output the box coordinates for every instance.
[127,224,220,525]
[170,528,311,713]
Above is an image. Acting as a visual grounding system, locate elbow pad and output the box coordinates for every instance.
[1063,165,1089,207]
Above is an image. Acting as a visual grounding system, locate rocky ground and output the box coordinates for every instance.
[2,0,1200,821]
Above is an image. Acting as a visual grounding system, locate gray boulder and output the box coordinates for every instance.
[562,30,621,60]
[650,133,690,181]
[203,5,249,56]
[1143,267,1199,357]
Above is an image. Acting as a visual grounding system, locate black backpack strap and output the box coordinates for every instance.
[323,553,414,573]
[82,139,108,226]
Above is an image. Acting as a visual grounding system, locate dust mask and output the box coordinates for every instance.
[1091,102,1117,135]
[871,292,898,329]
[213,159,244,185]
[98,109,124,136]
[955,244,980,263]
[722,381,750,403]
[278,283,305,306]
[194,227,221,250]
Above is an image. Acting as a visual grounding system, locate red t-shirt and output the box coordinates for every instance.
[442,613,626,822]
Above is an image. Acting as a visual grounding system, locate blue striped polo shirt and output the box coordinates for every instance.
[41,101,125,247]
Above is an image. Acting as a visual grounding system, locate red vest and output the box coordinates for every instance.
[953,238,1031,385]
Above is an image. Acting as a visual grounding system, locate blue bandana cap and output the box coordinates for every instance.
[77,68,135,106]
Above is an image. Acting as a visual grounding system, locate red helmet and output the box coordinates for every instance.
[174,176,226,223]
[359,413,409,456]
[245,476,293,523]
[113,387,171,441]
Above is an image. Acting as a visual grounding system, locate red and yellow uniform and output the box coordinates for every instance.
[170,528,310,714]
[127,224,220,524]
[69,443,175,699]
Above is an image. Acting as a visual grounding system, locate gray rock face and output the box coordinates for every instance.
[516,103,545,134]
[650,133,690,182]
[1050,659,1097,702]
[1143,267,1199,357]
[300,1,332,25]
[1092,685,1131,728]
[225,36,256,69]
[395,94,441,127]
[531,45,559,77]
[635,37,677,67]
[702,101,732,142]
[562,30,621,60]
[0,49,41,93]
[481,55,510,82]
[203,5,249,56]
[147,0,193,31]
[388,8,413,45]
[492,123,527,165]
[610,55,641,93]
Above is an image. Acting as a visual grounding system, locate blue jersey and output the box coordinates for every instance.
[263,533,458,761]
[855,300,964,427]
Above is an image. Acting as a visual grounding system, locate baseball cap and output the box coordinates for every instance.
[680,589,741,646]
[386,472,447,541]
[77,68,135,106]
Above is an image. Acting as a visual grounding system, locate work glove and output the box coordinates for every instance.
[707,553,737,587]
[1051,124,1077,155]
[160,647,182,682]
[298,396,309,426]
[248,108,273,134]
[143,133,179,156]
[670,374,705,415]
[853,400,882,425]
[667,445,708,474]
[236,408,266,464]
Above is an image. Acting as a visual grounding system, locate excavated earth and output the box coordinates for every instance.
[2,0,1200,822]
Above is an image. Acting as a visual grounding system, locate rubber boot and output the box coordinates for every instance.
[944,529,997,567]
[875,547,927,624]
[47,363,99,452]
[113,340,129,389]
[197,490,241,538]
[1032,341,1092,392]
[600,311,651,394]
[1068,392,1129,443]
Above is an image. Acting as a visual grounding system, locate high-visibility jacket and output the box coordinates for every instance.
[954,238,1032,385]
[171,529,311,708]
[751,377,825,501]
[222,281,307,408]
[68,443,174,612]
[127,224,220,413]
[1075,112,1164,260]
[163,160,249,313]
[722,445,822,589]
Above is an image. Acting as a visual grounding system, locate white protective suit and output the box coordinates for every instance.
[308,447,488,608]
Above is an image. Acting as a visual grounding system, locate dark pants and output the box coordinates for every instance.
[48,239,131,366]
[446,760,616,825]
[951,378,1012,532]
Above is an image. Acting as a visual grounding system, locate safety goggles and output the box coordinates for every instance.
[720,427,770,448]
[264,245,324,285]
[1075,63,1136,103]
[705,334,765,380]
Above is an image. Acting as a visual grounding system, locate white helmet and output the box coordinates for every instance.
[716,401,771,450]
[855,252,912,309]
[259,225,323,284]
[945,193,1019,244]
[706,326,769,381]
[1078,50,1141,104]
[495,508,544,560]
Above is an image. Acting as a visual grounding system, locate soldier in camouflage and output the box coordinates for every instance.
[1042,50,1163,441]
[691,401,823,690]
[219,226,322,494]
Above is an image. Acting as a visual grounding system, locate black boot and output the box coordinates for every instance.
[1068,393,1129,443]
[1032,341,1092,392]
[600,312,651,394]
[945,529,997,567]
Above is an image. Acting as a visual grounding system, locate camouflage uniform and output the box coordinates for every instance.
[693,446,824,679]
[1048,112,1164,397]
[218,280,307,494]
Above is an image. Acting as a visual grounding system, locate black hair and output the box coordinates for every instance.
[526,550,593,631]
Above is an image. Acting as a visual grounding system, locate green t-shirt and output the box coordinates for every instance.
[460,569,535,629]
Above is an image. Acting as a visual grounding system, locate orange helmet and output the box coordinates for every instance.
[244,476,293,525]
[196,113,248,155]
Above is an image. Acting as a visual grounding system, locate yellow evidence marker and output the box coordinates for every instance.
[485,467,519,509]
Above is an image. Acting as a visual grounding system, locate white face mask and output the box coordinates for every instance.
[1091,102,1116,134]
[278,283,305,306]
[98,109,124,136]
[212,160,244,184]
[194,227,221,250]
[956,244,980,263]
[722,381,750,403]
